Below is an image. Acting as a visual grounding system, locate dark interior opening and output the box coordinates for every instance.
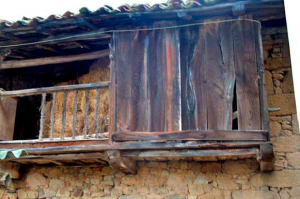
[0,59,104,140]
[232,81,238,130]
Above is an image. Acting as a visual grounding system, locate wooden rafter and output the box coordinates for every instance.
[0,49,109,69]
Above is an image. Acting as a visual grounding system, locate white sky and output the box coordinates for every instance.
[0,0,165,21]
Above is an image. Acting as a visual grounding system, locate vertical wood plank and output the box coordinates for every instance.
[254,22,270,133]
[189,24,209,130]
[148,21,181,132]
[180,26,198,130]
[72,90,78,140]
[39,93,47,140]
[109,42,116,144]
[61,91,68,140]
[233,20,261,130]
[113,21,182,135]
[83,88,90,139]
[163,23,182,131]
[95,88,101,138]
[128,30,149,132]
[205,21,235,130]
[114,32,134,132]
[50,92,56,140]
[148,27,165,131]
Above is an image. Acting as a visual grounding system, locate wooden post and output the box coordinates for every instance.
[72,90,78,140]
[95,88,101,138]
[38,93,47,140]
[258,143,275,172]
[61,91,68,140]
[83,88,90,139]
[50,92,57,140]
[106,150,137,174]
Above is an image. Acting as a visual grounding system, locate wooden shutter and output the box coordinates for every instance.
[111,19,267,138]
[111,21,181,133]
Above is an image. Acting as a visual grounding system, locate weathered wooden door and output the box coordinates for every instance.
[110,19,268,140]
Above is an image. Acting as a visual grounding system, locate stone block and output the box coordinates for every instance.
[267,94,296,116]
[49,179,64,191]
[271,135,300,152]
[250,170,300,187]
[265,58,291,70]
[273,73,284,80]
[279,190,290,199]
[232,190,280,199]
[289,187,300,199]
[201,162,221,173]
[286,152,300,168]
[222,160,258,174]
[197,190,224,199]
[292,114,299,134]
[188,184,204,196]
[282,71,294,93]
[270,122,282,137]
[217,174,240,190]
[265,70,274,95]
[25,172,46,189]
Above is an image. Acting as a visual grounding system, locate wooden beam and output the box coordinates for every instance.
[122,148,259,159]
[113,130,268,142]
[0,49,109,69]
[0,81,110,97]
[0,28,111,49]
[5,152,108,162]
[258,143,275,172]
[0,140,269,155]
[106,150,136,174]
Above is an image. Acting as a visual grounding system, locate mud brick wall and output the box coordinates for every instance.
[0,25,299,199]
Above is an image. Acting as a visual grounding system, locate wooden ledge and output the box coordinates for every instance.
[113,130,268,142]
[2,145,274,172]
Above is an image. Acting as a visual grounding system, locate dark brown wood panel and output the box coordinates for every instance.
[180,25,208,130]
[113,130,268,141]
[113,21,181,133]
[205,22,235,130]
[254,22,269,132]
[233,20,261,130]
[113,31,135,132]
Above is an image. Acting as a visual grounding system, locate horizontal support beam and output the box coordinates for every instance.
[122,148,259,158]
[0,140,269,155]
[113,130,268,142]
[0,49,109,69]
[5,152,108,162]
[0,82,110,97]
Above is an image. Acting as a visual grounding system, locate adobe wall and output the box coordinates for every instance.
[0,24,299,199]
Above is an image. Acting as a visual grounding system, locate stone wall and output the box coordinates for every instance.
[0,24,299,199]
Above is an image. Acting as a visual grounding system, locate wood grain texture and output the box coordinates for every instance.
[0,140,270,157]
[0,97,17,141]
[112,21,181,133]
[122,148,259,158]
[205,21,235,130]
[254,22,270,133]
[180,25,207,130]
[113,130,268,141]
[233,20,261,130]
[0,82,110,97]
[0,50,109,69]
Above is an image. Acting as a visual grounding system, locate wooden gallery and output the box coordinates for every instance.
[0,0,288,187]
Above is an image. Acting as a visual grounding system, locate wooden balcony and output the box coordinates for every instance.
[0,19,275,173]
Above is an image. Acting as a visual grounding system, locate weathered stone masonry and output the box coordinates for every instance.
[0,25,299,199]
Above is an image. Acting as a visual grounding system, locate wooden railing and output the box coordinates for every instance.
[0,82,110,141]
